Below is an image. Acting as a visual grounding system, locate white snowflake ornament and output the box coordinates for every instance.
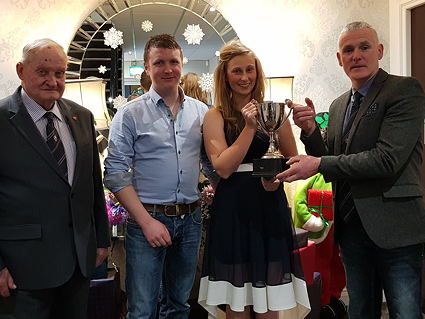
[198,73,214,93]
[183,24,205,45]
[112,95,127,109]
[104,27,124,49]
[98,65,107,74]
[182,57,188,64]
[141,20,153,32]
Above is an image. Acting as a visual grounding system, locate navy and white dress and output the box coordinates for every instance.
[198,129,310,317]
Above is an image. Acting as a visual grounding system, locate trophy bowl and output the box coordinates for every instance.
[252,101,292,178]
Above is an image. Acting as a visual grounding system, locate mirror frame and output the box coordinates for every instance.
[67,0,239,79]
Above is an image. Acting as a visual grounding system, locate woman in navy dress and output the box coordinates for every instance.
[198,41,310,319]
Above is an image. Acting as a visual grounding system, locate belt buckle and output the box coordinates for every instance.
[164,205,178,217]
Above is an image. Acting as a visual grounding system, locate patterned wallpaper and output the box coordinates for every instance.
[0,0,389,114]
[213,0,389,114]
[0,0,101,98]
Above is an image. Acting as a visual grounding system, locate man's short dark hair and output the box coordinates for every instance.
[143,34,183,63]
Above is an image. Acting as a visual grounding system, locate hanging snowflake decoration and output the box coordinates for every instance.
[182,57,188,64]
[98,65,107,74]
[141,20,153,32]
[103,27,124,49]
[183,24,205,45]
[112,95,127,109]
[198,73,214,93]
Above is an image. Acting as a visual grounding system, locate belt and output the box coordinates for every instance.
[236,163,253,172]
[143,200,200,217]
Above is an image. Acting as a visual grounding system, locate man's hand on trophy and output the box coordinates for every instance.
[241,99,258,129]
[275,155,321,183]
[287,98,317,136]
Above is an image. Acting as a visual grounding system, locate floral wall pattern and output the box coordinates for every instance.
[0,0,389,114]
[214,0,389,113]
[0,0,101,97]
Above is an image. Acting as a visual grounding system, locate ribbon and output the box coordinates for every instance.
[307,190,331,227]
[308,207,329,227]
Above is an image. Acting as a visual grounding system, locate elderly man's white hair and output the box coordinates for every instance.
[21,38,65,63]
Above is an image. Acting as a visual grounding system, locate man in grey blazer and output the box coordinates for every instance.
[277,22,425,318]
[0,39,109,319]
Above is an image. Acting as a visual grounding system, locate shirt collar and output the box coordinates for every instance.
[352,74,376,97]
[21,89,63,123]
[148,86,186,108]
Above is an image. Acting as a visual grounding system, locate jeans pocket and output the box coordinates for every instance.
[127,218,139,228]
[190,208,202,225]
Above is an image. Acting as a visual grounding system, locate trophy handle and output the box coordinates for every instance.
[280,102,293,125]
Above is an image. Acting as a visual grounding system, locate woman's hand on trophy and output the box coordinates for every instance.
[261,177,281,192]
[288,98,317,136]
[241,99,258,130]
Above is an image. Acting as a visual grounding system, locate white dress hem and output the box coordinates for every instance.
[198,275,311,318]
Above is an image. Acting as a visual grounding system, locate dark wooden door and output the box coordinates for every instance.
[411,4,425,91]
[411,4,425,313]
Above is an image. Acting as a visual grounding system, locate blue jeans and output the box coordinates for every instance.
[339,220,423,319]
[125,208,202,319]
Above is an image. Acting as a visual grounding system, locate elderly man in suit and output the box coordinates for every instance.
[277,22,425,318]
[0,38,109,319]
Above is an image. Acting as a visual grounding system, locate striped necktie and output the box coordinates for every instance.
[343,91,363,137]
[337,91,363,223]
[45,112,68,179]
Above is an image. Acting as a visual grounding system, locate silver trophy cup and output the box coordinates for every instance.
[252,101,292,178]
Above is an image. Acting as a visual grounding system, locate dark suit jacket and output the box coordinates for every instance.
[302,69,425,249]
[0,87,109,290]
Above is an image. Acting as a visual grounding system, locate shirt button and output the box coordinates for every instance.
[176,131,178,135]
[178,150,181,154]
[180,170,183,174]
[177,189,180,193]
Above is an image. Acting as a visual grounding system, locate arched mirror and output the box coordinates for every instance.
[66,0,239,109]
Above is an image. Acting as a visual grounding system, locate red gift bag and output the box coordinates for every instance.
[307,189,333,222]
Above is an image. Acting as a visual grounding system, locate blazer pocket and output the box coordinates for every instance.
[382,184,422,198]
[0,224,42,240]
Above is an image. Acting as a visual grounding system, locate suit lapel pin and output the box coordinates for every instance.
[72,116,78,121]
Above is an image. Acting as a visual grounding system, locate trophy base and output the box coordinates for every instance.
[252,157,290,178]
